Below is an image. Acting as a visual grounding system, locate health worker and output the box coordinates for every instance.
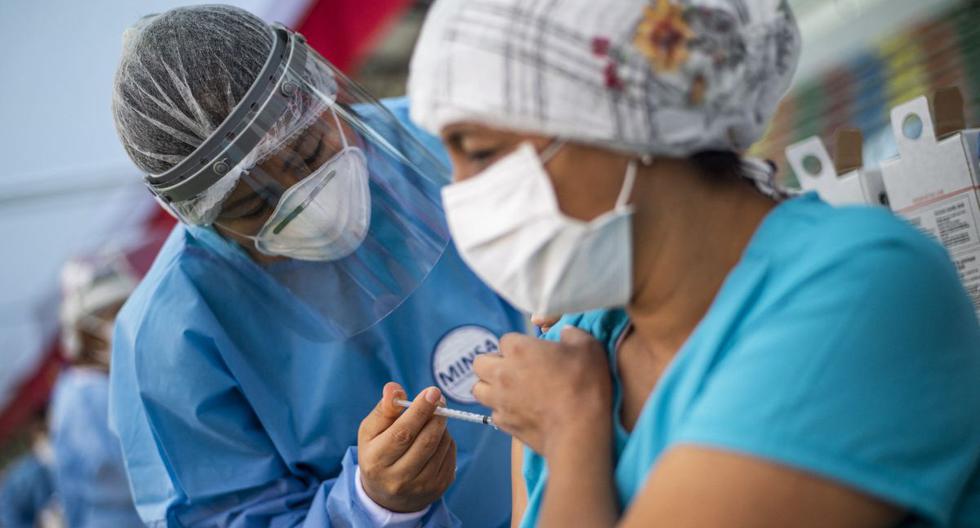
[50,253,143,527]
[110,5,523,527]
[0,409,58,528]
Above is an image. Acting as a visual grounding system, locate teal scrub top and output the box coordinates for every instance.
[521,194,980,527]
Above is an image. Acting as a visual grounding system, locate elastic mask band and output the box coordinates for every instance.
[616,160,638,209]
[539,139,564,165]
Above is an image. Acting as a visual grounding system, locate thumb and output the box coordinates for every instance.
[531,314,561,327]
[558,326,596,347]
[360,382,406,442]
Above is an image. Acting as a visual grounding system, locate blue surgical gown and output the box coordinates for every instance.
[0,452,55,528]
[522,194,980,527]
[49,366,143,527]
[109,97,524,527]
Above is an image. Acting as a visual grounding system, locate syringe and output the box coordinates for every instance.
[394,399,496,428]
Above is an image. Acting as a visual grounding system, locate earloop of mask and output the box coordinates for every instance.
[616,159,639,209]
[616,153,650,209]
[539,139,565,165]
[330,106,350,150]
[539,139,641,210]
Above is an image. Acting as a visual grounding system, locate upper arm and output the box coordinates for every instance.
[621,446,904,528]
[511,439,528,527]
[637,233,980,525]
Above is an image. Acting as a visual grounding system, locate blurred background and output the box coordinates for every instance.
[0,0,976,470]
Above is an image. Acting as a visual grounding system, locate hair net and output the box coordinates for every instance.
[112,5,337,225]
[408,0,801,158]
[60,253,139,359]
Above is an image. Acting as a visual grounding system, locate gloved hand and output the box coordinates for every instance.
[357,383,456,513]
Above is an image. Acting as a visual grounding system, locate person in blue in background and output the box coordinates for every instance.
[0,409,58,528]
[50,253,143,527]
[109,5,523,527]
[408,0,980,526]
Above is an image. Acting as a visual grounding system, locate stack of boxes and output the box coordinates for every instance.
[786,128,888,207]
[786,87,979,319]
[880,87,980,319]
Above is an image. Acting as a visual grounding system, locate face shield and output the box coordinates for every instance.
[145,24,450,260]
[144,24,452,339]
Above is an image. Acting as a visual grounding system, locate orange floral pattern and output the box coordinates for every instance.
[633,0,695,72]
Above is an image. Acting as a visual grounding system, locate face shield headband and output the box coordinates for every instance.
[144,23,309,211]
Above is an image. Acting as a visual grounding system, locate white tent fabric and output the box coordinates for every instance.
[0,0,310,413]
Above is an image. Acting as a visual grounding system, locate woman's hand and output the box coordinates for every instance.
[531,314,562,334]
[357,383,456,513]
[472,327,613,457]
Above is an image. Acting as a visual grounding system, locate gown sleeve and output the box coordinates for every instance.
[110,263,459,527]
[50,371,141,526]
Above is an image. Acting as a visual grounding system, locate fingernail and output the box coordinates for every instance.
[425,387,441,404]
[393,389,406,400]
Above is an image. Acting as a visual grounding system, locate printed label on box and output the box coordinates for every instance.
[904,193,980,247]
[902,192,980,317]
[953,252,980,314]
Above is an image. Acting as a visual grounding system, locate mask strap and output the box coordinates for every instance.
[331,107,350,149]
[214,223,260,244]
[539,139,564,165]
[615,159,639,209]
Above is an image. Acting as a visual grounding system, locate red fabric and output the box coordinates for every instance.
[295,0,411,72]
[0,348,62,442]
[130,209,177,274]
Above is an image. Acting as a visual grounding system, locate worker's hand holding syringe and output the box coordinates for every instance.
[357,382,457,513]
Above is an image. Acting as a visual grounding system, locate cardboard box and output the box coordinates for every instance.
[880,87,980,318]
[785,128,888,207]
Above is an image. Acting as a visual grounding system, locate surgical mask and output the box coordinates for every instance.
[237,146,372,261]
[442,141,637,315]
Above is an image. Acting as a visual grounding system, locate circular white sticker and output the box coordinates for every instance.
[432,325,500,403]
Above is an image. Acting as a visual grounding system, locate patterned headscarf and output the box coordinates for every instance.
[409,0,800,160]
